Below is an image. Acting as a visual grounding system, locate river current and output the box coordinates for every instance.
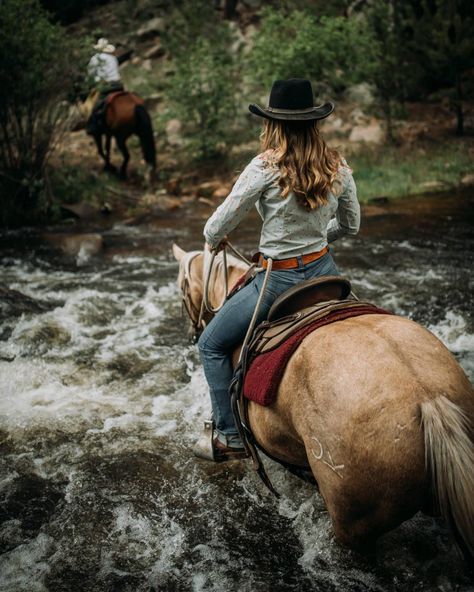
[0,191,473,592]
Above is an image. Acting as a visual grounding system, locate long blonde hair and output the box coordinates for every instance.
[260,119,342,209]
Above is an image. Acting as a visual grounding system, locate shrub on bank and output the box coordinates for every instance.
[162,0,239,160]
[0,0,84,227]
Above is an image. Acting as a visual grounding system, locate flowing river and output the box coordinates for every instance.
[0,191,473,592]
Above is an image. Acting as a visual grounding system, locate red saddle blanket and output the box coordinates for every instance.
[243,305,391,406]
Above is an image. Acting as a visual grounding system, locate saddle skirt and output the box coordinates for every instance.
[241,278,392,406]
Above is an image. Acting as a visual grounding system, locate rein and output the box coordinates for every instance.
[196,242,252,335]
[181,242,282,496]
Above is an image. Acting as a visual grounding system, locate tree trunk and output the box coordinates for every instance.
[455,71,464,137]
[383,97,395,144]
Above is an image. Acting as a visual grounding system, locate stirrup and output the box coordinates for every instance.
[193,419,215,461]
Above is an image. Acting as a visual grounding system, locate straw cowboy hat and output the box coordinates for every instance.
[93,38,116,54]
[249,78,334,121]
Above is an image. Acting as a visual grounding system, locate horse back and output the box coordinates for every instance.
[105,92,145,133]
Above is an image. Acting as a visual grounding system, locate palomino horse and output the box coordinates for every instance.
[172,243,474,557]
[79,89,156,180]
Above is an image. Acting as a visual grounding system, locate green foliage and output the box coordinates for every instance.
[0,0,86,226]
[405,0,474,135]
[356,0,412,141]
[162,0,240,159]
[247,8,375,92]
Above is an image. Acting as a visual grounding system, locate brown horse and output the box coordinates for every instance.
[80,89,156,180]
[172,243,474,558]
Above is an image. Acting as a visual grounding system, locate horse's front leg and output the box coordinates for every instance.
[94,133,106,164]
[116,136,130,180]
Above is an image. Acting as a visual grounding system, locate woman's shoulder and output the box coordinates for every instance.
[251,150,280,177]
[338,156,353,174]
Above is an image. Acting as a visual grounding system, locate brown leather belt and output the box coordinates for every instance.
[259,246,329,270]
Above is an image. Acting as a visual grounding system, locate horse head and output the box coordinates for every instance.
[172,243,248,340]
[68,89,100,131]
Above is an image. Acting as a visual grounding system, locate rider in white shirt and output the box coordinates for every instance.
[88,39,121,85]
[86,38,123,136]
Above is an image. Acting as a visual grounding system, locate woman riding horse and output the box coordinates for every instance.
[197,79,360,461]
[174,79,474,555]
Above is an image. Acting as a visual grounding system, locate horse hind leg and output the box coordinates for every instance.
[116,136,129,180]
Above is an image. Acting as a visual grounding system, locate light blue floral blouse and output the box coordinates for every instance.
[203,154,360,259]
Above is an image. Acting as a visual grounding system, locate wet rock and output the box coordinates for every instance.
[42,233,103,258]
[0,286,51,320]
[349,119,384,144]
[136,17,165,40]
[165,118,183,147]
[143,42,165,59]
[60,201,100,220]
[28,322,71,348]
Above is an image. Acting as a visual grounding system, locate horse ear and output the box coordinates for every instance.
[172,243,186,262]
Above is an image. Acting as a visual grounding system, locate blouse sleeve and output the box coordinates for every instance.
[203,157,269,248]
[326,163,360,243]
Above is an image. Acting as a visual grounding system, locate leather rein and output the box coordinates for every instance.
[180,244,294,496]
[180,243,252,341]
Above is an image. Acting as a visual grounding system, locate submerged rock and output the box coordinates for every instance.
[42,233,104,260]
[60,202,100,220]
[0,286,51,321]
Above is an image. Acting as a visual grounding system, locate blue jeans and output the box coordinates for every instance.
[197,251,339,446]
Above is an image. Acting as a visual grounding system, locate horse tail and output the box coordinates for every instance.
[134,104,156,168]
[421,395,474,559]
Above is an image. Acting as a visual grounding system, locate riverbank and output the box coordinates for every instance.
[349,138,474,202]
[49,132,474,229]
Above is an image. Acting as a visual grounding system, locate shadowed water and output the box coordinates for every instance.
[0,191,473,592]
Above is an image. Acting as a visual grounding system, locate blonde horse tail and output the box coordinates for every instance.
[421,395,474,559]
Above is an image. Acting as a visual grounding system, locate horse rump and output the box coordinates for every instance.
[421,395,474,560]
[134,104,156,169]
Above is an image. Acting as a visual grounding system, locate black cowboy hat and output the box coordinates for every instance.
[249,78,334,122]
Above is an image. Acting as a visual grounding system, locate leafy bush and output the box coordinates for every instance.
[0,0,84,226]
[247,8,375,93]
[162,0,239,159]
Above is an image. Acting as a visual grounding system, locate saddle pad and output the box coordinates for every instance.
[243,305,391,406]
[105,91,144,107]
[105,90,128,107]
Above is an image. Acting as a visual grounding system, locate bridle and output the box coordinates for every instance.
[180,251,206,341]
[180,243,252,342]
